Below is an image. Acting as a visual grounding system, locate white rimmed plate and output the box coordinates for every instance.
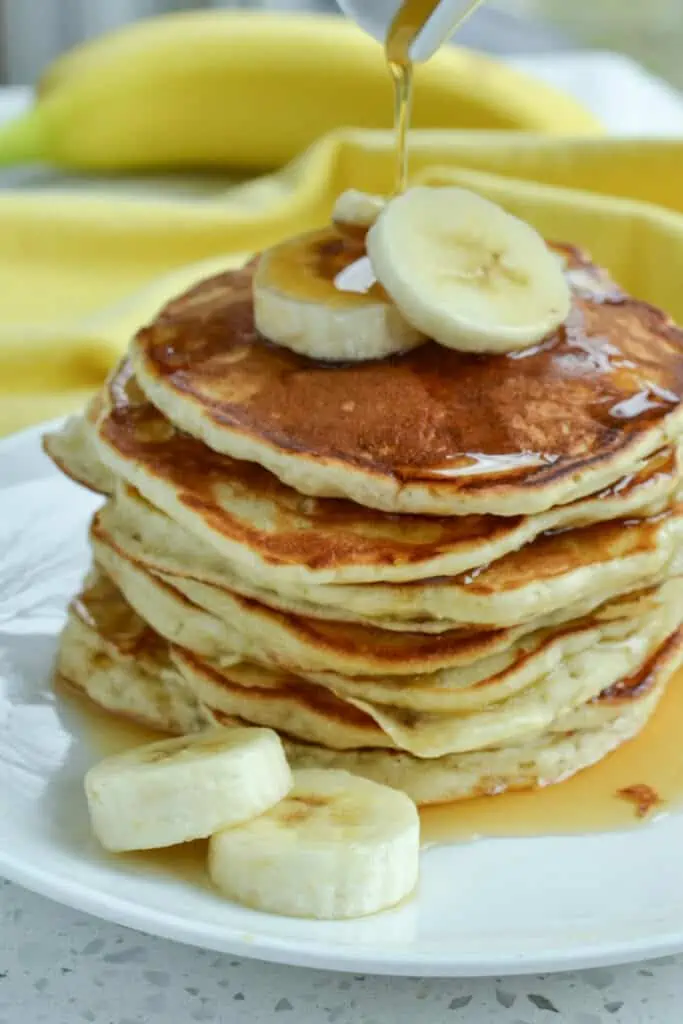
[1,419,683,977]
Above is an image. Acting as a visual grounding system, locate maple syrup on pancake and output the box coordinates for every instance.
[422,658,683,844]
[265,228,384,307]
[63,665,683,874]
[385,0,483,193]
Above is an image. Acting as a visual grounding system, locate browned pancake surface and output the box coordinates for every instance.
[132,248,683,496]
[73,572,382,740]
[71,571,679,742]
[98,362,679,576]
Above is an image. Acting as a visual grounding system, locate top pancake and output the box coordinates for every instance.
[130,245,683,517]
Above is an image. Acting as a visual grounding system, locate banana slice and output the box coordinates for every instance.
[332,189,385,233]
[254,227,426,362]
[85,726,292,852]
[209,769,420,919]
[367,186,572,354]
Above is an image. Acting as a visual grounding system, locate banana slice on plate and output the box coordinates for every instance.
[367,186,572,354]
[209,769,420,919]
[85,727,292,852]
[254,195,426,362]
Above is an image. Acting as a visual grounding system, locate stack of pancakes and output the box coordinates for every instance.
[45,247,683,805]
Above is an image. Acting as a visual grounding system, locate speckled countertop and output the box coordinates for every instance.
[2,879,682,1024]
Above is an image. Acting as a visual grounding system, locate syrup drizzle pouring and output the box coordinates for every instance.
[385,0,484,193]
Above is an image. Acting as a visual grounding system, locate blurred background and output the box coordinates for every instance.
[1,0,682,89]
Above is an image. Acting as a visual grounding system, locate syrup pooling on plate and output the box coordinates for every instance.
[63,645,683,854]
[422,636,683,844]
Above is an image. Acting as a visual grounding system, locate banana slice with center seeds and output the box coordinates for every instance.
[367,185,572,354]
[209,768,420,919]
[85,726,292,852]
[254,192,426,362]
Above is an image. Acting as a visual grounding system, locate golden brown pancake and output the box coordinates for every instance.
[91,476,679,633]
[129,246,683,516]
[58,569,683,804]
[90,511,683,692]
[65,571,385,751]
[43,228,683,801]
[67,569,681,750]
[302,582,683,713]
[59,570,214,736]
[43,392,113,496]
[278,628,683,805]
[63,360,680,590]
[92,489,683,634]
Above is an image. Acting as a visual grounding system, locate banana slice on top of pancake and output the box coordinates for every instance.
[367,186,572,354]
[255,186,570,360]
[253,190,427,362]
[332,189,386,233]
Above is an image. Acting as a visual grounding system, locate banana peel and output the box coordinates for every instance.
[0,11,601,174]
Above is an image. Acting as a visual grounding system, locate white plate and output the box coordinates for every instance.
[2,420,683,977]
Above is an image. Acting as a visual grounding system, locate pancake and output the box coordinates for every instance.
[129,248,683,517]
[173,592,681,758]
[44,393,113,496]
[95,492,683,631]
[347,599,681,757]
[58,570,213,735]
[90,525,533,675]
[283,625,683,805]
[280,658,674,806]
[83,534,683,758]
[92,520,683,680]
[62,572,388,752]
[101,484,681,632]
[50,361,681,587]
[303,582,683,712]
[43,227,683,809]
[58,571,683,804]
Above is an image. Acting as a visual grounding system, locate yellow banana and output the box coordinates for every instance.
[0,11,599,173]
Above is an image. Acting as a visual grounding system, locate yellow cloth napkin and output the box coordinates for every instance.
[4,129,683,437]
